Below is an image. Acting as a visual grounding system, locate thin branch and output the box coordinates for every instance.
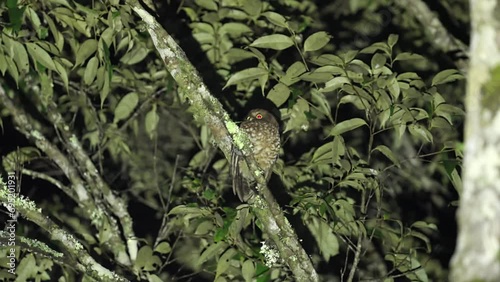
[21,168,77,201]
[347,189,367,282]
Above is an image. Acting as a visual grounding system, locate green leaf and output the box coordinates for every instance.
[5,55,20,85]
[220,22,253,37]
[311,89,333,122]
[385,254,429,282]
[168,205,211,216]
[40,71,54,106]
[281,61,306,86]
[54,59,69,91]
[432,92,446,107]
[224,67,268,88]
[283,99,310,132]
[197,242,228,267]
[250,34,294,50]
[154,242,171,254]
[372,145,399,167]
[195,0,218,11]
[307,217,339,261]
[360,42,390,55]
[0,51,7,75]
[75,39,98,67]
[134,245,161,271]
[315,65,345,76]
[190,22,214,34]
[431,69,464,86]
[228,208,249,239]
[26,42,56,70]
[310,54,344,66]
[311,141,334,164]
[12,41,29,74]
[267,83,290,107]
[374,89,392,111]
[408,123,433,143]
[242,0,262,16]
[248,47,266,63]
[100,27,114,48]
[394,52,425,62]
[434,104,465,125]
[299,71,333,83]
[16,254,36,281]
[304,31,331,52]
[448,168,462,194]
[387,76,400,99]
[350,59,371,74]
[242,260,255,282]
[216,248,237,278]
[84,56,99,85]
[145,107,160,139]
[195,220,214,235]
[113,92,139,124]
[411,221,438,231]
[226,48,254,64]
[371,53,387,70]
[320,76,350,92]
[27,7,42,37]
[395,123,406,140]
[397,72,421,81]
[340,50,358,63]
[387,34,398,48]
[331,136,344,165]
[120,46,149,65]
[43,12,64,51]
[431,117,451,128]
[329,118,367,136]
[262,11,288,28]
[146,274,164,282]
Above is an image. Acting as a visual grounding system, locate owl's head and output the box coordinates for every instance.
[245,109,278,127]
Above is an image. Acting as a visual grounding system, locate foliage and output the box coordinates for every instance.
[0,0,464,281]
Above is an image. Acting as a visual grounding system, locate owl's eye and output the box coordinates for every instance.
[255,113,263,119]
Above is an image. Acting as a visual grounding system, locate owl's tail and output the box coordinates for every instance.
[231,149,252,202]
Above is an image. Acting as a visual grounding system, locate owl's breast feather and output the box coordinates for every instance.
[246,123,279,169]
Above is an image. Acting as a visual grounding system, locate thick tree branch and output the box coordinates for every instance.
[39,97,137,263]
[0,180,128,282]
[0,85,131,266]
[450,0,500,281]
[393,0,469,71]
[128,1,318,280]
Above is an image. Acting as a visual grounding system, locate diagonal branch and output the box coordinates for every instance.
[0,180,128,282]
[128,1,319,280]
[393,0,469,71]
[0,85,131,266]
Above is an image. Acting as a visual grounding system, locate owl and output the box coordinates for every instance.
[231,109,280,202]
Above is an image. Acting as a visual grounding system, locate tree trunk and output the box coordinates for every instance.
[450,0,500,281]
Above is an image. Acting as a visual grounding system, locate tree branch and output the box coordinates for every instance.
[128,1,319,280]
[0,85,132,266]
[0,180,128,282]
[393,0,469,71]
[450,0,500,281]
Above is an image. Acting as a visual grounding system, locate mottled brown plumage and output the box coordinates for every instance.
[231,109,280,202]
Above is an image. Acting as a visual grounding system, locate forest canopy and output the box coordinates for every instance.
[0,0,474,281]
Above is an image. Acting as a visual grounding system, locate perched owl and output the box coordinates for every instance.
[231,109,280,202]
